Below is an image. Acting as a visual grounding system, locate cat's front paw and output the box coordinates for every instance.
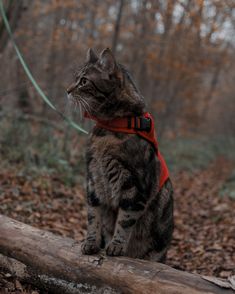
[106,241,126,256]
[81,240,100,255]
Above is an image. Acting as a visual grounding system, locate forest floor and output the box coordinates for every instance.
[0,157,234,293]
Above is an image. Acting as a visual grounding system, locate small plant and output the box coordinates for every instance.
[0,112,86,186]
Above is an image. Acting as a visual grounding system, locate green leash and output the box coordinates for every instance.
[0,0,88,135]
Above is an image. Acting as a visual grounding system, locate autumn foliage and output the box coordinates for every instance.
[0,0,235,292]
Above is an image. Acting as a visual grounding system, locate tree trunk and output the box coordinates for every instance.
[112,0,124,55]
[0,214,233,294]
[0,0,31,53]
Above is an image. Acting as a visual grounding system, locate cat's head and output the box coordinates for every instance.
[67,48,145,119]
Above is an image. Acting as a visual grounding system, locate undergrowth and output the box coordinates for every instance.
[0,114,234,196]
[160,136,235,173]
[0,115,86,187]
[160,136,235,198]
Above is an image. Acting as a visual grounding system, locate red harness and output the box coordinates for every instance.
[85,112,169,189]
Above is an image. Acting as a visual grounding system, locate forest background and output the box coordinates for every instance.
[0,0,234,291]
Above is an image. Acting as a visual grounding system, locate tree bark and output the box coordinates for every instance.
[0,253,89,294]
[0,214,233,294]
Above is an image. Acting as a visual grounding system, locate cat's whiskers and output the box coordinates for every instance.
[66,95,82,120]
[77,95,96,117]
[80,98,93,114]
[79,100,88,116]
[73,93,108,118]
[79,98,91,117]
[69,94,86,119]
[77,100,83,120]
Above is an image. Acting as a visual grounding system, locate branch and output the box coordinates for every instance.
[0,214,233,294]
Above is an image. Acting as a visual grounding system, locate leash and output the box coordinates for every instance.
[0,0,88,135]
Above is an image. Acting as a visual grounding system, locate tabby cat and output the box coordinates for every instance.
[67,48,174,262]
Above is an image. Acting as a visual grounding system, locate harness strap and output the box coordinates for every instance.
[84,112,169,188]
[85,113,151,132]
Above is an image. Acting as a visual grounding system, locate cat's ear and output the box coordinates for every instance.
[99,48,117,73]
[86,48,98,63]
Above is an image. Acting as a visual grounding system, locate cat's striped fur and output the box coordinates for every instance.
[67,48,174,261]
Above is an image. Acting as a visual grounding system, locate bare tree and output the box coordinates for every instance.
[112,0,124,55]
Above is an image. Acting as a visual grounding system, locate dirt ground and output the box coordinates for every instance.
[0,157,234,293]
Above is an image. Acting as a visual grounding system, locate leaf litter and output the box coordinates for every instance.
[0,157,234,293]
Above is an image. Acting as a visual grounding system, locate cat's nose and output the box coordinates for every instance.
[66,82,77,94]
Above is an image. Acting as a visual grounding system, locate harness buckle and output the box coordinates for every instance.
[134,117,151,132]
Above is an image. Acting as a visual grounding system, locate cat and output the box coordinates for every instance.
[67,48,174,262]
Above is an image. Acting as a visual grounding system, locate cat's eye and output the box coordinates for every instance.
[79,77,88,87]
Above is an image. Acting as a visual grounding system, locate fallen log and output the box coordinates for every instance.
[0,253,94,294]
[0,214,233,294]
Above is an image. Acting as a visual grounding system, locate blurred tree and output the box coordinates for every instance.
[0,0,234,138]
[112,0,124,55]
